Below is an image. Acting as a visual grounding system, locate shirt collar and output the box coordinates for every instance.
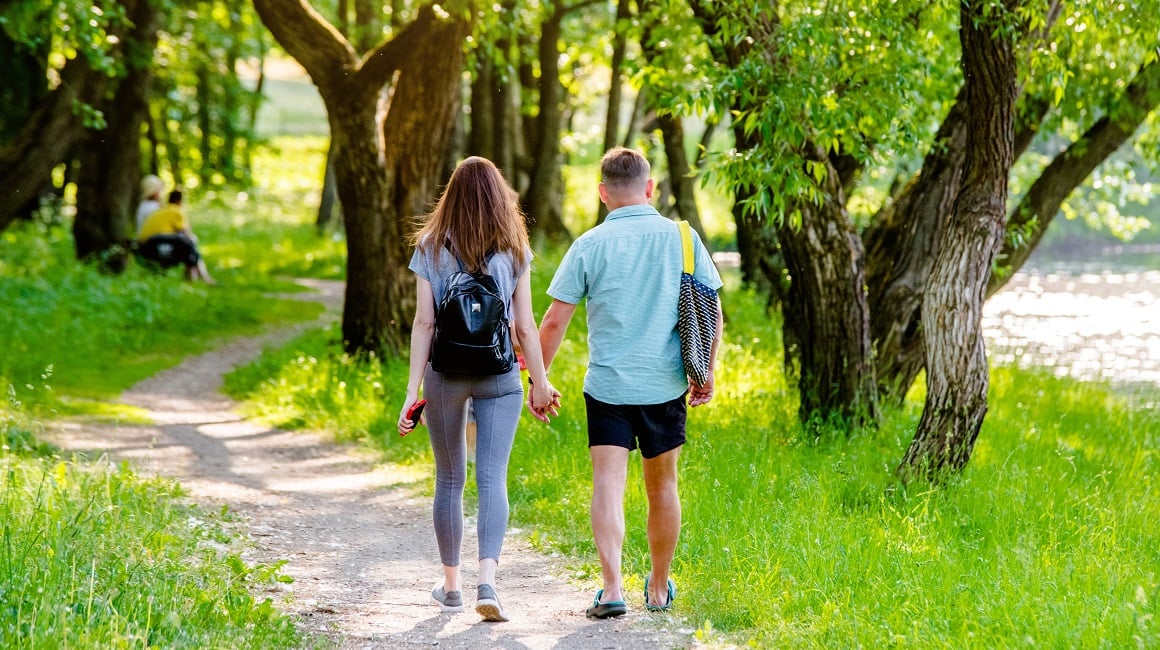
[605,204,661,221]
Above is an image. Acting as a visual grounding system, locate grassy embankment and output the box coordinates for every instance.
[224,257,1160,648]
[0,137,342,648]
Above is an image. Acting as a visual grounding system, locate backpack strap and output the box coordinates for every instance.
[678,220,695,275]
[443,238,465,272]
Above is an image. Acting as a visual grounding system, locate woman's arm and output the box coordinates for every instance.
[511,269,559,421]
[399,276,436,434]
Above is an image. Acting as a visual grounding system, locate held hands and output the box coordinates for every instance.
[526,378,562,423]
[688,370,715,407]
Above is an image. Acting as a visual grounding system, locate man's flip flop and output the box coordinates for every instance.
[585,589,628,619]
[644,576,676,612]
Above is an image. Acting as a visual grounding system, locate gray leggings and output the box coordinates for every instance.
[423,365,522,566]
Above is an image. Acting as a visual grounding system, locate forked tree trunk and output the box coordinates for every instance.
[899,0,1019,483]
[254,1,469,356]
[864,90,969,404]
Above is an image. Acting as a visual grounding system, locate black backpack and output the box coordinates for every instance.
[430,251,516,375]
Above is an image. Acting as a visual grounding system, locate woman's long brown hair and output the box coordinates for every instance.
[411,157,529,274]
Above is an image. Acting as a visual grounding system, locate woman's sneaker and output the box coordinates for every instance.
[475,584,509,622]
[431,585,464,612]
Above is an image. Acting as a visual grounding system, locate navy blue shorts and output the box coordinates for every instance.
[583,392,687,459]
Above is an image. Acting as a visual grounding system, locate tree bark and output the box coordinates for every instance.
[73,0,161,270]
[524,1,572,242]
[254,0,469,356]
[778,149,878,426]
[469,56,496,159]
[638,3,705,233]
[316,139,340,232]
[656,113,705,233]
[864,89,969,404]
[900,0,1019,483]
[0,56,111,232]
[595,0,633,224]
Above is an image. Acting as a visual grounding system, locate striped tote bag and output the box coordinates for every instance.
[676,220,719,386]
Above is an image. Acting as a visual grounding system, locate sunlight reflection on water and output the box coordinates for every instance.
[984,256,1160,391]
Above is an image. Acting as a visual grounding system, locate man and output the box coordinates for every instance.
[536,147,723,617]
[137,190,215,284]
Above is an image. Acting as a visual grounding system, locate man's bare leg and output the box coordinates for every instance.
[642,446,681,607]
[590,445,629,603]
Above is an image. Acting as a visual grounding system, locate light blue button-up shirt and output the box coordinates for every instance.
[547,204,723,405]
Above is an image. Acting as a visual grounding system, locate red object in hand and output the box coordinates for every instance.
[404,399,427,431]
[517,353,527,371]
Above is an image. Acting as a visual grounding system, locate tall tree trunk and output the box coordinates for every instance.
[73,0,161,270]
[778,149,878,426]
[639,2,704,233]
[254,1,469,356]
[900,0,1019,483]
[865,90,969,404]
[495,70,521,189]
[595,0,633,224]
[195,63,214,185]
[656,113,705,233]
[489,3,522,188]
[469,56,496,158]
[525,2,572,242]
[220,32,244,183]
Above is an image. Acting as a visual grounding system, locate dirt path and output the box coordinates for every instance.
[46,279,693,649]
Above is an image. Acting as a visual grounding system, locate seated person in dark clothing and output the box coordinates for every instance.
[136,190,215,284]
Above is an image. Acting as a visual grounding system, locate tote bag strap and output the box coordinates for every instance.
[677,220,695,275]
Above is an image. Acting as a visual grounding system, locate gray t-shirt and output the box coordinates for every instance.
[409,240,532,319]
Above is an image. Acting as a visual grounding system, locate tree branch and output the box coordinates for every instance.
[989,56,1160,296]
[252,0,357,89]
[355,4,443,88]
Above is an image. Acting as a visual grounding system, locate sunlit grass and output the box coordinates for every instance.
[0,138,342,417]
[225,248,1160,648]
[0,409,299,648]
[0,135,346,649]
[0,220,323,416]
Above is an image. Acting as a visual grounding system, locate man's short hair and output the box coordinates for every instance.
[168,190,183,204]
[600,147,650,190]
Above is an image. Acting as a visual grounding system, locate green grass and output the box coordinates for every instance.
[0,137,342,417]
[0,136,342,648]
[225,250,1160,648]
[6,127,1157,645]
[0,410,299,648]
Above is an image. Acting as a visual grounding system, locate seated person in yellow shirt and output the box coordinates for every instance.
[137,190,215,284]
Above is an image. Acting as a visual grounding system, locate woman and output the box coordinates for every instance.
[398,156,558,622]
[135,175,164,232]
